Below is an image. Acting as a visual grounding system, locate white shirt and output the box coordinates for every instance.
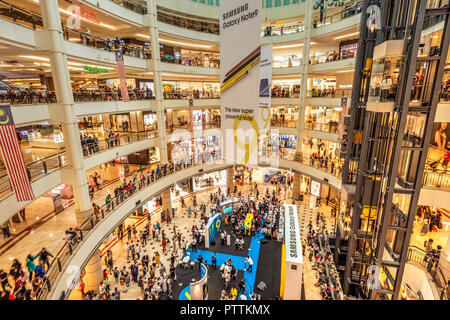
[246,257,253,266]
[240,294,247,300]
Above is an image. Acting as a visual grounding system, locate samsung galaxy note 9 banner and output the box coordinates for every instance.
[259,44,273,132]
[220,0,262,167]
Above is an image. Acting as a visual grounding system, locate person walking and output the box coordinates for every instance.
[245,256,253,272]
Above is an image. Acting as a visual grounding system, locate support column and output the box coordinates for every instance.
[146,0,168,164]
[292,172,301,202]
[83,250,104,293]
[39,0,92,225]
[296,0,314,159]
[161,188,172,218]
[226,167,234,194]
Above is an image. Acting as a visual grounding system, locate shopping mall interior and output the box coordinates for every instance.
[0,0,448,303]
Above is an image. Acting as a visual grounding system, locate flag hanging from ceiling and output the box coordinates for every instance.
[115,50,131,102]
[0,104,35,202]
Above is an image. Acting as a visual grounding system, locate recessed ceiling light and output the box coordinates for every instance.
[159,38,212,49]
[335,32,360,40]
[20,55,49,62]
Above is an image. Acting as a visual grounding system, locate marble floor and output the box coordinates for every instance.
[0,163,157,271]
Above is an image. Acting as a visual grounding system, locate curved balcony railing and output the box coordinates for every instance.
[35,156,222,299]
[262,23,305,37]
[0,0,43,30]
[0,151,68,201]
[63,27,151,59]
[166,122,220,133]
[271,120,298,128]
[0,90,57,105]
[406,245,449,300]
[163,91,220,100]
[261,151,343,178]
[81,130,158,158]
[313,2,363,28]
[110,0,147,14]
[157,11,219,34]
[73,89,154,103]
[161,55,220,69]
[422,169,450,190]
[310,53,357,65]
[305,122,339,133]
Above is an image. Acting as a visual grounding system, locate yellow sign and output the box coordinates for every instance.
[233,114,259,166]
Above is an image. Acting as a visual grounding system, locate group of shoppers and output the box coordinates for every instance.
[0,248,54,300]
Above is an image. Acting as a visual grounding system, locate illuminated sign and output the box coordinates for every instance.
[84,65,109,73]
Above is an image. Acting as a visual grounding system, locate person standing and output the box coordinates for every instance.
[25,254,39,282]
[38,248,53,269]
[211,252,217,270]
[245,256,254,272]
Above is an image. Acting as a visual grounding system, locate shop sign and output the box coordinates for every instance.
[284,204,302,264]
[84,65,109,73]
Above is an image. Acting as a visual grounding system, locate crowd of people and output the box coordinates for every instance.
[82,220,183,300]
[0,247,54,300]
[80,129,121,157]
[0,86,56,105]
[162,88,220,100]
[417,206,445,235]
[73,86,154,103]
[271,86,296,98]
[305,219,341,300]
[310,88,336,98]
[309,151,343,177]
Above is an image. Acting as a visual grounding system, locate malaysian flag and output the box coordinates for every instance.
[0,104,35,201]
[115,50,131,102]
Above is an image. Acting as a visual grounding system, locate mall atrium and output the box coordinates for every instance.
[0,0,448,303]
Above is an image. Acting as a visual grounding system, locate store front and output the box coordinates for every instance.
[272,79,301,98]
[305,106,340,132]
[273,55,301,68]
[310,78,336,97]
[339,39,358,60]
[162,81,220,99]
[271,105,298,127]
[180,49,220,68]
[193,136,221,164]
[170,139,193,165]
[19,124,65,149]
[193,170,226,191]
[143,111,158,132]
[269,133,297,159]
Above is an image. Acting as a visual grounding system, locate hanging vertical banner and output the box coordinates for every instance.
[0,105,35,202]
[220,0,262,167]
[259,44,273,132]
[114,50,130,102]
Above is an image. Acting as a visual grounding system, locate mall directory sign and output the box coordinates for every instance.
[220,0,262,167]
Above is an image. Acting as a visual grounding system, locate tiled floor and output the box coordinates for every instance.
[0,163,155,271]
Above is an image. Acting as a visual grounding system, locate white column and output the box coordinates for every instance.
[296,0,314,158]
[146,0,168,164]
[161,188,172,217]
[39,0,92,225]
[83,250,104,293]
[292,172,301,201]
[226,167,234,194]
